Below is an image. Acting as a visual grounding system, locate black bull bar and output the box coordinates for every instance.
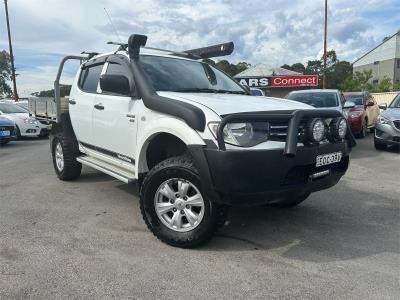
[216,109,357,155]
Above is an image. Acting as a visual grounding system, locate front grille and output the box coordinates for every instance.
[393,120,400,130]
[269,121,305,142]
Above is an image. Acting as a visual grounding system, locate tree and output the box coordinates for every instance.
[327,61,352,89]
[374,76,392,92]
[0,50,12,97]
[339,70,373,92]
[280,63,306,74]
[214,60,250,76]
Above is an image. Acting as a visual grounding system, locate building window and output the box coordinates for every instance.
[397,59,400,68]
[373,61,380,65]
[372,79,379,85]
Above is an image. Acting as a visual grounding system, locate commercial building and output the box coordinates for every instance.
[234,64,318,98]
[353,31,400,86]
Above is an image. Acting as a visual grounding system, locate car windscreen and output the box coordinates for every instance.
[286,92,338,108]
[344,95,364,105]
[0,103,27,113]
[139,55,246,94]
[389,94,400,108]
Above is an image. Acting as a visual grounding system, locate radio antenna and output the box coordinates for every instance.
[103,7,122,43]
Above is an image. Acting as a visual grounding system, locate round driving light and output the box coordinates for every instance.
[329,117,347,141]
[306,118,326,143]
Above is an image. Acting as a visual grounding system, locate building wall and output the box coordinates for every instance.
[353,58,397,84]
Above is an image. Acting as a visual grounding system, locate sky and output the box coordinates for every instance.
[1,0,399,96]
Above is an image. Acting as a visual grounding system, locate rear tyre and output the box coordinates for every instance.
[51,136,81,180]
[15,126,21,140]
[140,155,226,248]
[374,137,387,150]
[268,193,311,208]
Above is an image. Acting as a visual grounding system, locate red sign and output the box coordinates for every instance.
[271,75,319,87]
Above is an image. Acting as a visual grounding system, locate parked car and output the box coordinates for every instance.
[343,92,380,138]
[374,93,400,150]
[41,34,356,248]
[0,116,17,145]
[285,89,347,114]
[0,102,48,138]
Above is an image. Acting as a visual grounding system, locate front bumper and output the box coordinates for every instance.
[375,123,400,145]
[189,109,354,206]
[200,143,349,205]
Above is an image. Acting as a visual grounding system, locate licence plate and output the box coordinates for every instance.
[0,130,10,137]
[316,152,342,167]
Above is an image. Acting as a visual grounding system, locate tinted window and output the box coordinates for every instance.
[106,62,131,78]
[79,64,103,93]
[286,92,338,108]
[140,55,245,94]
[250,89,263,96]
[344,95,364,105]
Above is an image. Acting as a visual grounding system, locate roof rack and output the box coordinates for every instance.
[81,51,99,59]
[108,35,235,60]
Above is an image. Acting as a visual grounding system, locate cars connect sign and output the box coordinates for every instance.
[236,75,319,88]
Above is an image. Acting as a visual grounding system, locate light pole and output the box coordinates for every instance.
[4,0,19,101]
[323,0,328,89]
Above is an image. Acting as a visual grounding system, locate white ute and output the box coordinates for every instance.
[43,34,355,247]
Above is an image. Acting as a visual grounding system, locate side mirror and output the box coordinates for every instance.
[343,101,355,109]
[378,103,387,110]
[99,74,131,96]
[366,100,374,107]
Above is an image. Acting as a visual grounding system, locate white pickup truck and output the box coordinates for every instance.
[44,34,355,248]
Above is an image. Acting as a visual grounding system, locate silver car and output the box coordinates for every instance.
[374,93,400,151]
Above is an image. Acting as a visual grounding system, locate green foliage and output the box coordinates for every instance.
[339,70,373,92]
[210,59,251,76]
[31,85,72,98]
[0,50,12,97]
[281,63,306,74]
[374,76,392,92]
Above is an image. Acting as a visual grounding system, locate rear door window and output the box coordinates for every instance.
[79,64,104,93]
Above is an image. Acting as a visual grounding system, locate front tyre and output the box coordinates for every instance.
[374,137,387,150]
[140,156,226,248]
[51,136,81,181]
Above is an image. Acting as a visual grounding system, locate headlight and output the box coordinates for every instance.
[306,118,326,143]
[329,117,347,141]
[24,118,38,125]
[208,121,270,147]
[377,115,391,125]
[349,111,363,118]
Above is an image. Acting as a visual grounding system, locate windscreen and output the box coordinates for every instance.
[389,94,400,108]
[344,95,364,105]
[286,92,338,108]
[0,103,28,113]
[139,55,246,94]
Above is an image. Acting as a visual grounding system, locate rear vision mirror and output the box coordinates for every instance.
[100,74,131,96]
[343,101,355,109]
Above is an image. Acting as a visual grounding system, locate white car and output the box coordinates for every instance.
[285,89,347,114]
[44,35,355,248]
[0,102,48,138]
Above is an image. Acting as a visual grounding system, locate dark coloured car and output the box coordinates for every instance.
[343,92,380,138]
[374,93,400,150]
[0,116,17,145]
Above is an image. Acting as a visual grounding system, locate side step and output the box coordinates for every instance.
[77,155,136,184]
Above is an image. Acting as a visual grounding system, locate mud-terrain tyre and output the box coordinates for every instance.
[268,193,311,208]
[140,155,227,248]
[51,135,81,181]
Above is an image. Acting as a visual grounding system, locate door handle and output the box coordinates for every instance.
[68,99,76,105]
[94,103,104,110]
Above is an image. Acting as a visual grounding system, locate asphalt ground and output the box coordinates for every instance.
[0,135,399,299]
